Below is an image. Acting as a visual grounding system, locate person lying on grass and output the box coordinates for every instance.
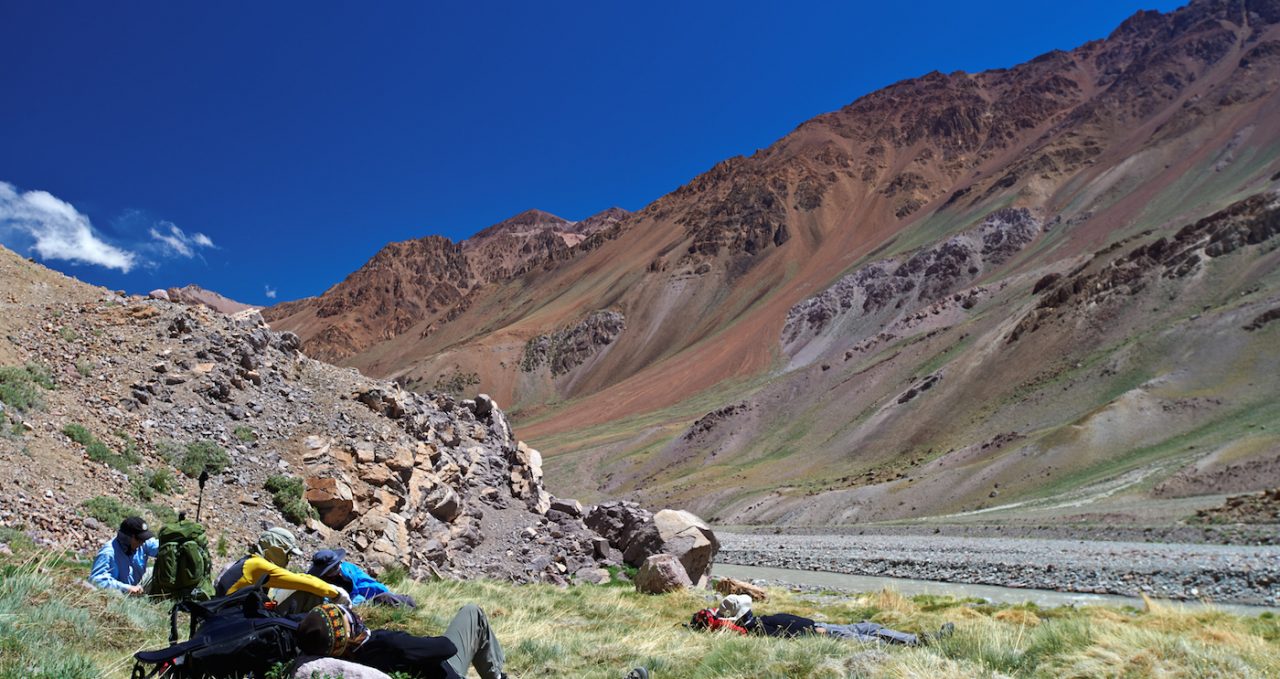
[308,548,416,608]
[293,601,510,679]
[691,594,954,645]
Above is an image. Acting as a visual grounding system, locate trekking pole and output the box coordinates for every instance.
[196,469,209,522]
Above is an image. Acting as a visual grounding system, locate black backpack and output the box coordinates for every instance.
[131,577,300,679]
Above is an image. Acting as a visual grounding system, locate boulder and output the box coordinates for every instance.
[584,501,654,555]
[148,289,170,301]
[426,484,461,522]
[358,464,395,487]
[473,393,495,418]
[549,497,584,518]
[634,554,692,594]
[305,476,356,529]
[653,509,720,587]
[574,567,611,585]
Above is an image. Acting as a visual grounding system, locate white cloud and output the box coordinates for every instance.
[148,221,215,258]
[0,181,137,272]
[264,285,278,300]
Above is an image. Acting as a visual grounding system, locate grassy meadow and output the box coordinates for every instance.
[1,533,1277,678]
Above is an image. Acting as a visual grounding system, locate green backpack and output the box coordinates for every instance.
[152,519,212,600]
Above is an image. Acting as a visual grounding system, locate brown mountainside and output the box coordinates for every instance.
[268,0,1280,528]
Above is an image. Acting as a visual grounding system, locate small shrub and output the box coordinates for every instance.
[22,363,55,390]
[65,423,136,472]
[146,468,175,494]
[116,432,142,465]
[264,474,316,525]
[130,476,155,502]
[177,440,230,478]
[131,468,174,502]
[216,533,229,558]
[81,496,141,527]
[75,360,93,377]
[62,423,94,446]
[58,326,79,342]
[233,426,257,443]
[0,364,54,412]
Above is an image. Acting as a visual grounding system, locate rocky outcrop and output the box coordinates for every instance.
[0,273,625,585]
[783,208,1041,346]
[520,310,625,376]
[584,502,719,586]
[264,208,632,363]
[1010,192,1280,343]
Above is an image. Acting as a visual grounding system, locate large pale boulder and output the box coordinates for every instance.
[305,476,356,529]
[653,509,720,588]
[634,553,692,594]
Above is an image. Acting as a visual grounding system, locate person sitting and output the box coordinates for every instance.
[294,602,508,679]
[89,516,159,595]
[695,594,952,646]
[308,548,416,607]
[215,527,349,611]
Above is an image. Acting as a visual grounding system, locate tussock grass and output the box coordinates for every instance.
[0,538,1275,678]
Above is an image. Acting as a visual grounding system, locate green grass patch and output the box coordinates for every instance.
[263,474,317,525]
[0,363,55,412]
[232,425,257,443]
[0,539,1277,678]
[63,423,139,472]
[80,496,142,528]
[131,468,175,502]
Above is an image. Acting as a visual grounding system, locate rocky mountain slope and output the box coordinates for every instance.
[262,207,631,365]
[0,245,633,584]
[265,0,1280,529]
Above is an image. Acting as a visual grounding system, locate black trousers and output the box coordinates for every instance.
[350,630,460,679]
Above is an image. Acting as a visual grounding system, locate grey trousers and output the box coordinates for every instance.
[818,621,919,645]
[443,604,506,679]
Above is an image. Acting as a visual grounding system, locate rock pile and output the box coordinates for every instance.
[586,501,720,592]
[1193,488,1280,525]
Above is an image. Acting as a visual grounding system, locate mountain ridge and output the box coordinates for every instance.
[266,0,1280,528]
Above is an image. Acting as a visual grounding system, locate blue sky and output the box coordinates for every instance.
[0,0,1184,305]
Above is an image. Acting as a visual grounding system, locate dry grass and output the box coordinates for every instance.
[0,537,1276,678]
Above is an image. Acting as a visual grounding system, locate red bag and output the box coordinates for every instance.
[689,608,747,635]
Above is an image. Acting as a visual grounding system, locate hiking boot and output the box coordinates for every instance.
[626,668,650,679]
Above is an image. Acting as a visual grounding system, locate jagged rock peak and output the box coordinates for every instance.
[471,209,572,240]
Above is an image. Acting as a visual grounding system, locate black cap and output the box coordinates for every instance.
[307,548,347,577]
[119,516,154,541]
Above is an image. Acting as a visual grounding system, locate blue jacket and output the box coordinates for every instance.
[335,561,389,605]
[89,535,159,592]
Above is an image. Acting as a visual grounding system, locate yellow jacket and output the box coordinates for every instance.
[225,555,339,598]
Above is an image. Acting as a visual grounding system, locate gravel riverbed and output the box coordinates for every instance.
[718,533,1280,606]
